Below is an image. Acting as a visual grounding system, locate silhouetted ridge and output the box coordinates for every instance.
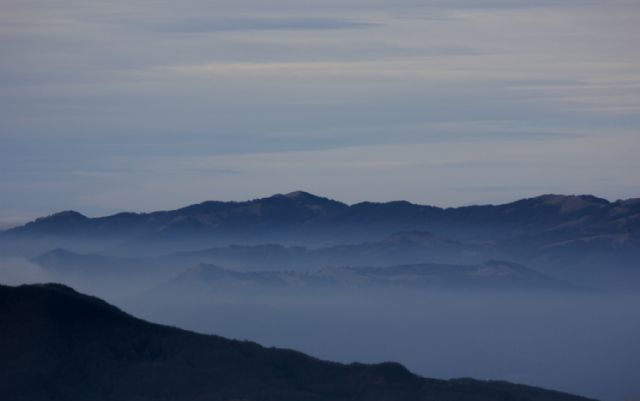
[518,194,610,213]
[42,210,88,221]
[280,190,341,204]
[4,192,640,284]
[7,192,634,241]
[11,210,91,236]
[0,284,595,401]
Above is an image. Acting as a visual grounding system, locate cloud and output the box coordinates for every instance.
[153,17,382,33]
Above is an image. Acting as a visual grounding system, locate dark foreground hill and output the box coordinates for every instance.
[0,284,594,401]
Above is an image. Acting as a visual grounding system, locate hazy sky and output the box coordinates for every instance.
[1,0,639,226]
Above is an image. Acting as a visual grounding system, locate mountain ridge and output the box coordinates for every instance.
[6,192,637,239]
[4,192,640,289]
[0,283,596,401]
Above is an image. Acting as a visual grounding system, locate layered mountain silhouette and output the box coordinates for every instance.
[0,283,595,401]
[155,260,570,300]
[164,230,486,270]
[4,192,640,287]
[31,229,483,269]
[33,248,566,299]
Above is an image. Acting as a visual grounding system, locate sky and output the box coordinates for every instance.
[1,0,639,227]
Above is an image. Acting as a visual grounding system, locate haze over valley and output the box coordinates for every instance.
[2,0,639,399]
[1,192,639,400]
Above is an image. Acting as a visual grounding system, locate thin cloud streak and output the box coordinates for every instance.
[154,17,382,33]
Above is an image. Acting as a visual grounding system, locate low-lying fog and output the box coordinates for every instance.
[0,257,52,285]
[122,290,639,401]
[1,257,638,401]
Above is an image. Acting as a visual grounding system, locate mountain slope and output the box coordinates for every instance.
[0,283,594,401]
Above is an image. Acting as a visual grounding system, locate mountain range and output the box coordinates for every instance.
[5,191,639,247]
[31,230,486,276]
[5,191,639,288]
[0,283,595,401]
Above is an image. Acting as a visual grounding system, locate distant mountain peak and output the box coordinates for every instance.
[275,191,344,205]
[265,191,349,215]
[7,210,92,237]
[36,210,88,222]
[283,190,315,199]
[525,194,610,213]
[535,194,608,204]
